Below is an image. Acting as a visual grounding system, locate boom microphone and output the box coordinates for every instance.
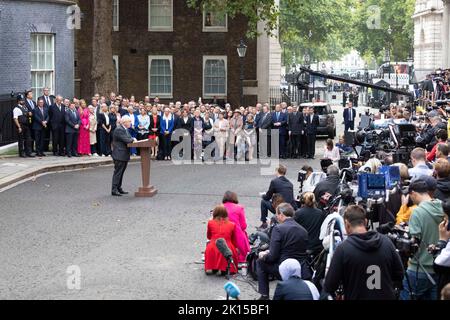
[216,238,233,261]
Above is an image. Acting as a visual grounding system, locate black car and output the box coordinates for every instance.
[299,103,337,138]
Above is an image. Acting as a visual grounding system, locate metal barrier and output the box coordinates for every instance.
[0,94,18,146]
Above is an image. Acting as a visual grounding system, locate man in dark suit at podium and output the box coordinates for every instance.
[111,115,137,196]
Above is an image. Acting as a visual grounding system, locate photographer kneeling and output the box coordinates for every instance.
[256,203,309,300]
[323,205,404,300]
[400,179,444,300]
[313,165,340,206]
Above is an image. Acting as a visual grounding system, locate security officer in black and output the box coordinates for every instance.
[13,94,34,157]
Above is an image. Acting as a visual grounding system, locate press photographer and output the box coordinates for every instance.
[399,180,445,300]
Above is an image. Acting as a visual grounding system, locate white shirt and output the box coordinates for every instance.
[13,106,24,119]
[323,146,341,162]
[104,113,110,126]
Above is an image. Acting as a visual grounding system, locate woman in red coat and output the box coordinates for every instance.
[205,205,239,275]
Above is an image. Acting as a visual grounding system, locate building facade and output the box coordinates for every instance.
[75,0,281,106]
[413,0,444,80]
[0,0,75,98]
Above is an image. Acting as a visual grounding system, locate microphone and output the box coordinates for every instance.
[215,238,233,261]
[224,281,240,300]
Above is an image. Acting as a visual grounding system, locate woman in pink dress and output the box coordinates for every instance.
[77,100,91,155]
[222,191,250,264]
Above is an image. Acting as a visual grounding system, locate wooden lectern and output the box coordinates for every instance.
[127,139,158,197]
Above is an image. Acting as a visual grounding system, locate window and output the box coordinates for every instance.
[113,0,119,31]
[148,56,173,98]
[31,34,55,99]
[203,56,227,97]
[149,0,173,31]
[203,9,227,32]
[113,55,119,92]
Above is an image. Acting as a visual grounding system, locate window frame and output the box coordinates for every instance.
[148,55,173,99]
[113,55,119,92]
[31,33,55,99]
[148,0,173,32]
[113,0,119,32]
[203,55,227,99]
[202,9,228,32]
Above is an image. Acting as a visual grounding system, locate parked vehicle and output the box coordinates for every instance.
[299,102,337,139]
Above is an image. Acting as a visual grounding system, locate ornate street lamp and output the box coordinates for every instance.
[237,39,247,107]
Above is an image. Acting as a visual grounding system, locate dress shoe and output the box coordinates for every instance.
[73,154,80,157]
[111,191,122,197]
[257,222,268,231]
[118,190,129,195]
[19,154,26,158]
[256,295,270,301]
[26,154,35,158]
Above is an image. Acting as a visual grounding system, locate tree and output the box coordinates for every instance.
[91,0,116,96]
[279,0,358,66]
[352,0,415,64]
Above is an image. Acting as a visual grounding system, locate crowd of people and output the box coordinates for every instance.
[13,89,323,161]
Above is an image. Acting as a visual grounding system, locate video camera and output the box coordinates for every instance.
[378,222,419,260]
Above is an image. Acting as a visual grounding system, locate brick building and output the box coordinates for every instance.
[0,0,75,98]
[75,0,281,106]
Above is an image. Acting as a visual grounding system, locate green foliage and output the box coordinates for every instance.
[187,0,416,65]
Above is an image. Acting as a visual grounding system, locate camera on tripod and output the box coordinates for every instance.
[378,222,419,259]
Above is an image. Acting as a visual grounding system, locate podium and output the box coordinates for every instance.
[127,139,158,197]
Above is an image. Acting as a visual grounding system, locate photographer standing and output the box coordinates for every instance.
[416,114,447,151]
[400,180,444,300]
[323,205,404,300]
[433,201,450,297]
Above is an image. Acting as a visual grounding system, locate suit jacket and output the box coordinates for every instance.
[343,108,356,124]
[264,218,309,264]
[160,115,175,134]
[176,116,193,132]
[32,106,49,130]
[39,95,55,109]
[263,176,296,209]
[25,99,36,112]
[112,125,134,162]
[305,114,319,136]
[149,114,161,135]
[49,103,66,129]
[65,109,81,133]
[259,112,273,130]
[97,113,111,131]
[271,111,288,136]
[287,112,303,134]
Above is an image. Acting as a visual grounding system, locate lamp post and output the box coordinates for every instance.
[237,39,247,107]
[407,52,414,85]
[387,25,392,85]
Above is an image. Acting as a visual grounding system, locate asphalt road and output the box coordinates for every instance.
[0,103,363,300]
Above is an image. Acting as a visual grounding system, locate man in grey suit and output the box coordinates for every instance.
[259,104,273,157]
[111,116,137,196]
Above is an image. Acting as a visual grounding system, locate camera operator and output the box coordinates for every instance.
[313,165,340,205]
[409,148,433,179]
[259,165,297,230]
[416,113,447,152]
[427,129,448,162]
[256,203,309,300]
[434,158,450,201]
[432,201,450,297]
[323,205,404,300]
[400,180,444,300]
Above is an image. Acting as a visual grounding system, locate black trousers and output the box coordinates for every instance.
[112,160,128,192]
[289,134,301,157]
[161,133,172,158]
[99,129,111,156]
[44,126,51,151]
[52,126,65,155]
[257,259,281,296]
[34,129,45,155]
[260,199,276,223]
[344,121,354,132]
[300,134,307,157]
[306,134,316,158]
[65,132,79,156]
[17,125,32,156]
[279,133,286,157]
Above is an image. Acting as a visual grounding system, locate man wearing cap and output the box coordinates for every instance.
[111,116,137,196]
[13,94,34,157]
[400,179,444,300]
